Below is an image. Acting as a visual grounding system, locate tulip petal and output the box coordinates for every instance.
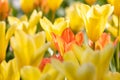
[21,66,41,80]
[0,22,6,62]
[28,10,42,34]
[33,31,46,49]
[32,42,50,66]
[63,51,79,66]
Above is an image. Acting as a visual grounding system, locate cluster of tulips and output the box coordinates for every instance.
[0,0,120,80]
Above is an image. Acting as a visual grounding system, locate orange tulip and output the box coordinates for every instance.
[0,0,9,20]
[34,0,49,14]
[52,28,84,56]
[20,0,34,13]
[85,0,96,5]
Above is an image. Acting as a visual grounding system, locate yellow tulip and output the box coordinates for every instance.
[0,59,20,80]
[10,30,50,69]
[72,43,114,80]
[107,23,117,38]
[108,72,120,80]
[0,21,16,63]
[21,64,64,80]
[65,2,84,32]
[107,15,120,40]
[85,0,96,5]
[47,0,63,11]
[107,0,120,16]
[20,0,34,13]
[21,66,41,80]
[51,59,96,80]
[8,10,42,35]
[77,4,114,42]
[107,0,114,5]
[40,17,68,41]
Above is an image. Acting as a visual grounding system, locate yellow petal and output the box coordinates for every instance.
[0,59,20,80]
[40,17,52,32]
[0,22,6,62]
[63,51,79,66]
[77,3,90,25]
[108,72,120,80]
[51,59,66,76]
[77,63,95,80]
[0,60,7,79]
[53,18,68,36]
[28,10,42,35]
[6,59,20,80]
[98,4,114,19]
[41,63,60,80]
[107,22,117,37]
[21,66,41,80]
[31,42,50,66]
[65,2,84,32]
[8,16,20,25]
[20,0,34,13]
[100,44,114,74]
[33,31,46,49]
[20,15,28,22]
[40,17,53,41]
[47,0,63,11]
[113,0,120,16]
[11,30,35,68]
[6,24,16,45]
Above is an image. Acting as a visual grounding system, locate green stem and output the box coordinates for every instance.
[51,11,55,22]
[116,16,120,72]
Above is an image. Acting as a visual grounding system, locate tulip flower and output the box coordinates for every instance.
[65,2,84,32]
[20,66,41,80]
[51,59,96,80]
[47,0,63,11]
[72,43,114,80]
[77,4,114,42]
[0,59,20,80]
[8,10,42,35]
[20,0,34,13]
[0,21,16,63]
[52,28,84,56]
[107,0,120,16]
[107,15,120,40]
[85,0,96,5]
[108,72,120,80]
[40,17,68,42]
[34,0,49,14]
[0,0,9,20]
[10,30,50,69]
[21,64,64,80]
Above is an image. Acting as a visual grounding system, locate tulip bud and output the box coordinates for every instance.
[107,0,120,16]
[47,0,63,11]
[20,0,34,13]
[0,0,9,20]
[85,0,96,5]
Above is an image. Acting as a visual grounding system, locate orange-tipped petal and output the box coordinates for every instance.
[61,28,75,44]
[75,32,84,46]
[97,33,111,48]
[52,33,64,55]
